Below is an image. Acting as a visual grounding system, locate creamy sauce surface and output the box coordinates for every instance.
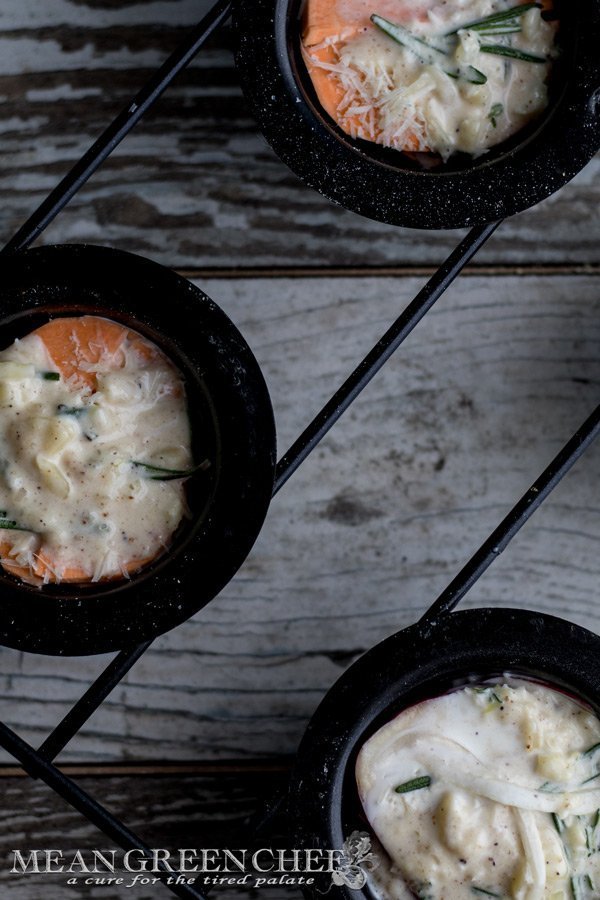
[303,0,558,158]
[356,680,600,899]
[0,317,193,585]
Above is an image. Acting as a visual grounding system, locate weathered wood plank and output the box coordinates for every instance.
[0,769,294,899]
[0,2,598,266]
[0,273,598,762]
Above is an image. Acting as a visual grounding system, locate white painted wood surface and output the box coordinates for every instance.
[0,1,598,267]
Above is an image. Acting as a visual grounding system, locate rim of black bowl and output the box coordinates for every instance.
[0,244,276,656]
[233,0,600,229]
[287,607,600,898]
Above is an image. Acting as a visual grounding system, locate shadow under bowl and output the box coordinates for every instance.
[234,0,600,229]
[0,244,276,656]
[288,607,600,897]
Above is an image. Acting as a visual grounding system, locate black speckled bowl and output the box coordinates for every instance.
[288,607,600,898]
[234,0,600,229]
[0,245,276,656]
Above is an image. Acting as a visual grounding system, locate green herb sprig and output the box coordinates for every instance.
[0,513,33,532]
[57,404,88,417]
[394,775,431,794]
[131,459,211,481]
[371,15,487,84]
[447,3,541,35]
[489,102,504,128]
[479,45,547,63]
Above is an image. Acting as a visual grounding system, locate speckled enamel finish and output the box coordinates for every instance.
[234,0,600,229]
[0,245,276,656]
[288,607,600,898]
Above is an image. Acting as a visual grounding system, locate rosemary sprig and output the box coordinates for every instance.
[471,888,501,898]
[475,25,522,35]
[131,459,211,481]
[479,45,547,63]
[371,15,487,84]
[570,876,583,900]
[0,517,32,532]
[447,3,540,35]
[583,742,600,758]
[394,775,431,794]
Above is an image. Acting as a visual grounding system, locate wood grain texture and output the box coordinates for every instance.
[0,1,598,266]
[0,272,598,763]
[0,769,295,900]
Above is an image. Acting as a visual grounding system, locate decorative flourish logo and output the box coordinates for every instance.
[324,831,378,892]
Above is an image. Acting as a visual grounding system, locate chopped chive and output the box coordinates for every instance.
[131,459,211,481]
[539,781,560,793]
[462,67,487,85]
[586,825,594,854]
[581,772,600,786]
[552,813,565,835]
[479,45,547,63]
[586,874,594,890]
[570,876,583,900]
[489,102,504,128]
[583,743,600,758]
[0,519,32,532]
[41,371,60,381]
[471,888,501,898]
[415,885,433,900]
[394,775,431,794]
[57,404,87,417]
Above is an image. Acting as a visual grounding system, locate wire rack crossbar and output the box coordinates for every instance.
[0,3,598,897]
[422,400,600,624]
[0,0,232,258]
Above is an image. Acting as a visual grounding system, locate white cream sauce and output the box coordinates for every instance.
[356,680,600,899]
[305,1,557,158]
[0,318,193,585]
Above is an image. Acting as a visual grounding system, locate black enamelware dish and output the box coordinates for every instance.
[288,607,600,898]
[0,244,276,656]
[234,0,600,229]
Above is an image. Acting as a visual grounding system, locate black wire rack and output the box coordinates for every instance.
[1,3,599,898]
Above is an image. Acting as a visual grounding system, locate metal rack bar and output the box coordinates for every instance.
[0,721,207,900]
[37,641,152,762]
[273,220,501,494]
[37,215,499,765]
[1,0,231,256]
[422,400,600,624]
[29,216,496,765]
